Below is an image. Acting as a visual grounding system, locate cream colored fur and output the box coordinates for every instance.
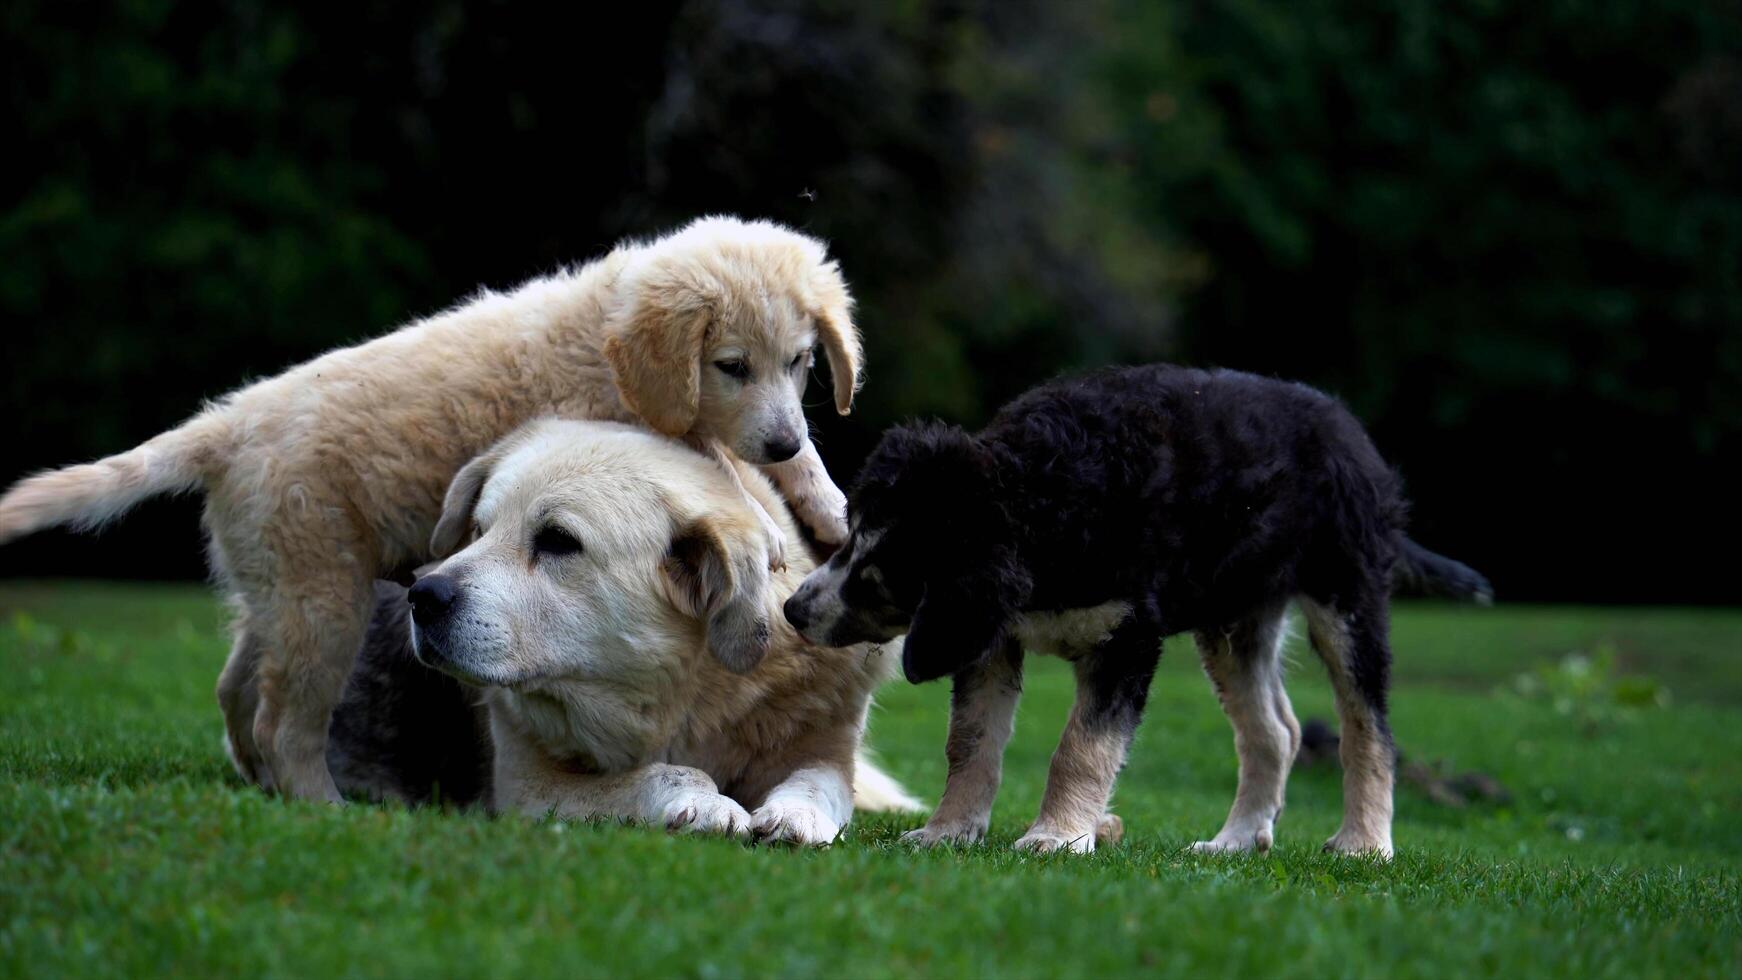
[0,216,863,803]
[414,419,916,841]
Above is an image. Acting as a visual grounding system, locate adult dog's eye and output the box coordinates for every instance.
[714,359,750,380]
[533,526,583,558]
[858,564,884,586]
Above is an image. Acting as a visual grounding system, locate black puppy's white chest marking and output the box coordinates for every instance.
[1013,602,1133,658]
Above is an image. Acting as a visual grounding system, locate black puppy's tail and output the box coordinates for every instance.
[1392,538,1493,604]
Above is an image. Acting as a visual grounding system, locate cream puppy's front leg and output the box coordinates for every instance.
[759,441,849,547]
[693,437,789,571]
[491,716,751,837]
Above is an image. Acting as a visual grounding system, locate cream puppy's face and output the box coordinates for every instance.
[602,216,863,464]
[694,306,815,464]
[412,421,774,688]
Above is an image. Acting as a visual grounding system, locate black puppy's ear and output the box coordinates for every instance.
[901,558,1031,684]
[662,518,772,674]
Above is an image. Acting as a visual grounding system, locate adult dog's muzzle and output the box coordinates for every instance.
[406,573,464,668]
[407,573,460,626]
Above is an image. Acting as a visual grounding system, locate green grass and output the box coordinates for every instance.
[3,581,1739,978]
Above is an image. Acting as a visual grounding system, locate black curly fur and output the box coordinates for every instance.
[813,364,1488,711]
[325,581,492,807]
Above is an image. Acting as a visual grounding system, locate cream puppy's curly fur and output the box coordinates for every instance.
[0,216,862,803]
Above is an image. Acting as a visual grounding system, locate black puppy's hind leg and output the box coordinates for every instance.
[902,639,1026,848]
[1192,600,1298,853]
[1016,622,1161,854]
[1301,594,1396,858]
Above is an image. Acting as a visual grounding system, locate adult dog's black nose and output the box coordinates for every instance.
[783,593,812,631]
[763,436,801,463]
[408,574,459,622]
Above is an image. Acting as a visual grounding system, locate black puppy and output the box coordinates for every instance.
[784,364,1489,856]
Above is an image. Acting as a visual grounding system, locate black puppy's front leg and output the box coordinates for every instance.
[1016,621,1162,854]
[901,638,1025,848]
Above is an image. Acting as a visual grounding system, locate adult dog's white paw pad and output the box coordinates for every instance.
[663,791,753,839]
[751,799,840,846]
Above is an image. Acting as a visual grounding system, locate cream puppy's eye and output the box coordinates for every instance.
[789,349,812,371]
[713,359,750,380]
[533,526,583,558]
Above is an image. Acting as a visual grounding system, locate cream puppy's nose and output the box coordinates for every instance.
[763,436,802,463]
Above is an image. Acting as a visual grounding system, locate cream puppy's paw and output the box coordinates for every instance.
[801,481,849,547]
[751,799,841,846]
[757,508,790,572]
[900,818,989,848]
[663,790,753,839]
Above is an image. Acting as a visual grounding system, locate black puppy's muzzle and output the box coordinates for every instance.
[783,590,815,632]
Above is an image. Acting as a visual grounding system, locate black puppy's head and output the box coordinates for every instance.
[783,422,1030,683]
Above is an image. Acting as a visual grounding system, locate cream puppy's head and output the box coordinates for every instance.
[602,216,861,465]
[412,420,778,688]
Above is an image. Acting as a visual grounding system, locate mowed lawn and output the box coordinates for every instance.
[2,582,1738,978]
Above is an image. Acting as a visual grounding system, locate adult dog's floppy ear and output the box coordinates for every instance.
[604,266,714,436]
[662,517,772,674]
[430,446,503,556]
[900,557,1032,685]
[810,263,861,416]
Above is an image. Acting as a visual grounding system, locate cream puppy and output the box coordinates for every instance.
[0,216,860,804]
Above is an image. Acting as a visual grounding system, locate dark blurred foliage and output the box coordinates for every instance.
[3,0,1738,602]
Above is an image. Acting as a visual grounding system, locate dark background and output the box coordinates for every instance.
[4,0,1739,603]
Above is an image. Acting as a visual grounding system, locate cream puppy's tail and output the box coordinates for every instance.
[0,409,228,544]
[853,749,924,813]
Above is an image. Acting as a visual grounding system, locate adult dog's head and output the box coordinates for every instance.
[602,216,861,465]
[414,420,784,688]
[783,422,1031,684]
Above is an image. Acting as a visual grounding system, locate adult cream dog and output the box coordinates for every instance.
[320,419,916,841]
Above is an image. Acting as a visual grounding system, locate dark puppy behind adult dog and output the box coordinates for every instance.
[784,364,1490,857]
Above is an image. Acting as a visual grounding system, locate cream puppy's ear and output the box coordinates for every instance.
[604,256,716,437]
[661,517,772,674]
[810,262,862,416]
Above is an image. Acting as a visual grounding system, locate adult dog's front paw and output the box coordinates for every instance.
[900,818,988,848]
[751,799,840,846]
[1013,826,1096,854]
[662,791,753,839]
